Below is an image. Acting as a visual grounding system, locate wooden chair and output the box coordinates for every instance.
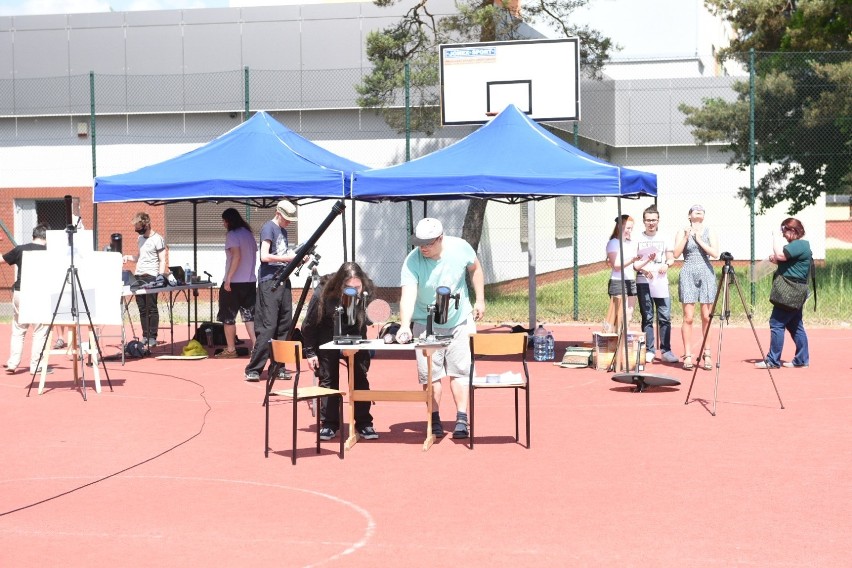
[264,340,344,464]
[467,333,530,449]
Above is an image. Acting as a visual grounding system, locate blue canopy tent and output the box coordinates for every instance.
[350,104,657,348]
[94,110,366,207]
[93,112,367,305]
[351,104,656,202]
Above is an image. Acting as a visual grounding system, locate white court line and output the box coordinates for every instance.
[0,475,375,568]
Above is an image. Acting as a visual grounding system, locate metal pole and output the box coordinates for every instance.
[405,62,413,251]
[572,121,579,320]
[528,200,537,331]
[244,66,250,118]
[749,49,756,304]
[90,71,98,249]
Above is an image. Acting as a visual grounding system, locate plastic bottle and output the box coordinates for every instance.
[184,262,192,285]
[533,324,548,362]
[545,330,555,361]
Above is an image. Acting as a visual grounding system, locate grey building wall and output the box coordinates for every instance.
[0,1,742,149]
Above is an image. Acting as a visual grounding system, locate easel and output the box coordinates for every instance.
[35,326,103,395]
[27,212,113,400]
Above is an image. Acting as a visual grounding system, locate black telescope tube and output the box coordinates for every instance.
[272,200,346,291]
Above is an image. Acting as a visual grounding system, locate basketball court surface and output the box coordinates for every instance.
[1,322,849,566]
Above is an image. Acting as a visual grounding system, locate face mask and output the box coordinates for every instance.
[135,225,147,235]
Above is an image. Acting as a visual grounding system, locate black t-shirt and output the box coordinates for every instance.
[3,242,47,291]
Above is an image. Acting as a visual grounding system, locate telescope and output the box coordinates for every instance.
[272,200,344,291]
[333,286,366,345]
[425,285,459,341]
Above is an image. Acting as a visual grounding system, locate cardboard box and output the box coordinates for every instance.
[593,332,646,371]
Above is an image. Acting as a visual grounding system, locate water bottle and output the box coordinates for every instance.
[533,324,548,362]
[545,331,555,361]
[184,262,192,285]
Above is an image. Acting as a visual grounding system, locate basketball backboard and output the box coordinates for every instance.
[439,38,580,126]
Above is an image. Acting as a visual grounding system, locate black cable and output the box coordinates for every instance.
[0,370,212,517]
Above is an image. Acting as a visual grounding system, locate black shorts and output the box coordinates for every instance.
[608,279,637,297]
[217,282,257,324]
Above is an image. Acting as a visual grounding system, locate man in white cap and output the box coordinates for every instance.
[395,218,486,439]
[244,199,298,382]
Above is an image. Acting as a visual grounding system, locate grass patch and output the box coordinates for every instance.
[485,248,852,327]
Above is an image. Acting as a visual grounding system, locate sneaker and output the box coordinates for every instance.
[661,350,679,363]
[144,337,158,347]
[244,371,261,382]
[452,420,469,439]
[53,338,67,349]
[5,367,15,375]
[357,426,379,440]
[782,362,809,368]
[214,349,237,359]
[32,366,54,375]
[755,361,780,369]
[645,351,655,364]
[319,427,337,441]
[276,369,292,380]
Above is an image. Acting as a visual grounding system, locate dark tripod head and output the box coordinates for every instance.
[718,252,735,318]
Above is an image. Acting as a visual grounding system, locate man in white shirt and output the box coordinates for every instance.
[633,206,678,363]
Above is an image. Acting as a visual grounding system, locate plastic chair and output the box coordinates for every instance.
[467,332,530,449]
[264,340,344,464]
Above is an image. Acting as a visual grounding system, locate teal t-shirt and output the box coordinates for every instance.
[777,239,812,280]
[400,236,476,327]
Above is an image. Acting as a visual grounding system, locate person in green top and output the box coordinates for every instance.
[395,218,486,440]
[756,217,811,369]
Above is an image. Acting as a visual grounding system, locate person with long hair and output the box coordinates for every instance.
[215,207,257,359]
[301,262,379,441]
[672,204,719,370]
[606,214,643,325]
[756,217,811,369]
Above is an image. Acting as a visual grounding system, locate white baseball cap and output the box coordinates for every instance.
[409,218,443,246]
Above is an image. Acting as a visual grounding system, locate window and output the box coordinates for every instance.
[164,202,297,245]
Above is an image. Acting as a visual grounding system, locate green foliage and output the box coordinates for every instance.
[678,1,851,214]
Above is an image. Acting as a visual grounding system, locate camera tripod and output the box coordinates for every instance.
[684,252,784,415]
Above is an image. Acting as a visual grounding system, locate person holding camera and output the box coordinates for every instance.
[756,218,811,369]
[301,262,378,441]
[394,218,485,440]
[123,212,167,348]
[673,204,719,370]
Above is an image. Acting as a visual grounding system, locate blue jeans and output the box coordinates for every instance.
[767,306,809,366]
[637,283,672,353]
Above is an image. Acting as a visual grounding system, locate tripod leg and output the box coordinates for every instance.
[74,270,114,392]
[684,270,724,408]
[729,271,784,410]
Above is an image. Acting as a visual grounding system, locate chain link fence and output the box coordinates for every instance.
[1,52,850,327]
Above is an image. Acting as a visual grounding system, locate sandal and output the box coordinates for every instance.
[682,355,694,370]
[702,349,713,370]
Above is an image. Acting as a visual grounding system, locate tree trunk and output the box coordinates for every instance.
[461,199,487,252]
